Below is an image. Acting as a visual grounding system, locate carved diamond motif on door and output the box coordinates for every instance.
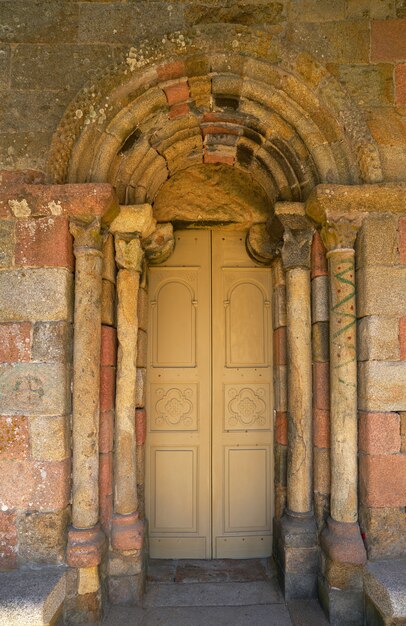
[146,230,273,559]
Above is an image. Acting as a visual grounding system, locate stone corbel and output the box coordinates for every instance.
[142,222,175,265]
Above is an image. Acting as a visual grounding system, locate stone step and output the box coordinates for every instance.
[364,558,406,626]
[144,580,284,608]
[0,566,66,626]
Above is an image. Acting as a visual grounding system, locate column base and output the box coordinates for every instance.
[111,512,144,551]
[319,517,367,626]
[108,513,147,605]
[66,524,106,568]
[273,509,319,600]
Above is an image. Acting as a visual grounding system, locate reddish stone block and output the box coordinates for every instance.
[0,511,17,570]
[99,409,114,454]
[0,183,118,220]
[313,361,330,410]
[157,60,186,81]
[360,454,406,507]
[15,216,73,269]
[395,64,406,105]
[0,322,31,362]
[359,411,401,455]
[400,217,406,264]
[0,170,45,185]
[400,317,406,360]
[0,415,29,460]
[0,459,70,510]
[100,492,113,536]
[204,152,235,165]
[66,524,105,568]
[135,409,146,446]
[101,325,117,367]
[273,326,287,366]
[168,102,190,119]
[275,411,288,446]
[201,124,240,137]
[99,452,113,498]
[371,19,406,62]
[100,366,116,412]
[311,231,328,278]
[314,409,330,449]
[163,81,190,105]
[202,112,243,125]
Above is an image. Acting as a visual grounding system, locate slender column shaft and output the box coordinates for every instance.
[70,218,103,529]
[114,266,140,515]
[328,248,357,523]
[286,267,313,513]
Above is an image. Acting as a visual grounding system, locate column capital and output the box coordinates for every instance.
[142,222,175,265]
[114,236,144,272]
[320,211,366,253]
[278,214,314,271]
[69,216,103,252]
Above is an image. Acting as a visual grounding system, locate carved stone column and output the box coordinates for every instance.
[109,207,156,552]
[272,205,319,600]
[318,213,367,625]
[67,217,105,568]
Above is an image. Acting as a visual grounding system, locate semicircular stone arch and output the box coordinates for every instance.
[48,24,383,210]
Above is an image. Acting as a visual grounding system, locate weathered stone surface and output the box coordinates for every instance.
[359,506,406,559]
[272,284,287,329]
[0,362,70,416]
[110,205,156,240]
[153,164,271,226]
[17,508,69,564]
[311,275,329,322]
[359,412,401,455]
[0,458,70,511]
[0,268,73,322]
[0,414,29,460]
[247,223,281,265]
[115,262,141,515]
[358,361,406,412]
[401,412,406,453]
[137,287,148,333]
[102,279,116,327]
[0,567,66,626]
[364,558,406,621]
[136,330,147,368]
[143,223,175,265]
[357,316,400,362]
[274,364,287,412]
[32,321,72,363]
[0,322,31,363]
[71,220,103,530]
[287,20,369,64]
[360,454,406,507]
[30,415,70,461]
[314,448,330,494]
[0,1,79,43]
[78,567,100,596]
[357,266,406,317]
[0,183,119,221]
[136,368,147,409]
[15,215,73,269]
[0,511,17,570]
[279,214,314,270]
[356,213,399,268]
[329,63,394,108]
[312,321,329,363]
[306,184,406,224]
[318,577,364,626]
[0,220,14,268]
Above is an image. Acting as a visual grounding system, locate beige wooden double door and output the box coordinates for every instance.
[146,230,273,559]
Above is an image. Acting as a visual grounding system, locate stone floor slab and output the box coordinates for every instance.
[288,599,330,625]
[103,604,293,626]
[144,581,284,607]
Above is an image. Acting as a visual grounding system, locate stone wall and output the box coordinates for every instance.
[357,213,406,559]
[0,1,406,182]
[0,172,73,570]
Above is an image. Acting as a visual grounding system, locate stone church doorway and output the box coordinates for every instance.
[146,229,273,559]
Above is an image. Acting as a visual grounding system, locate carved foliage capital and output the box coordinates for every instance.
[321,212,366,252]
[279,215,314,270]
[114,235,144,272]
[69,217,103,252]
